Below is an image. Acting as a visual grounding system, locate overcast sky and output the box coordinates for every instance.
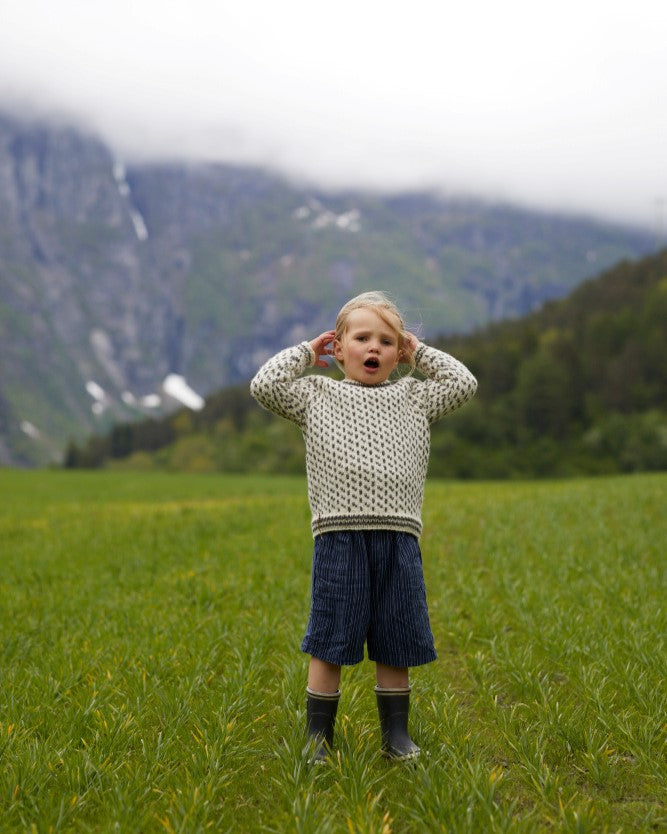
[1,0,666,229]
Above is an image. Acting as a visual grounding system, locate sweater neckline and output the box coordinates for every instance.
[340,379,393,388]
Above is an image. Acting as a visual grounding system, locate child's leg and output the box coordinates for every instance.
[374,663,420,760]
[308,657,341,693]
[306,657,341,763]
[375,663,409,688]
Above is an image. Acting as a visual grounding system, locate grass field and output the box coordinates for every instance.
[0,470,665,833]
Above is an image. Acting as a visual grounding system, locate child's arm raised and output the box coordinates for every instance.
[409,336,478,423]
[250,331,335,423]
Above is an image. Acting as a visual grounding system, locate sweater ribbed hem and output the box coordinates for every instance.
[311,514,422,539]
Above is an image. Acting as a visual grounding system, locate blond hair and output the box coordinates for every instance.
[335,291,416,371]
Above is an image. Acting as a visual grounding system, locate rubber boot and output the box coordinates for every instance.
[375,685,420,760]
[305,687,340,763]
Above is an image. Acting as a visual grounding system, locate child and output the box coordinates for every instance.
[250,291,477,762]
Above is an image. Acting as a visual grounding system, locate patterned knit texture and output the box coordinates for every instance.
[250,342,477,537]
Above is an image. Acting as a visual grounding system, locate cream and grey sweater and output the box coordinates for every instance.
[250,342,477,538]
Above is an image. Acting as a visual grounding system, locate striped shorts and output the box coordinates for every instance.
[301,530,437,667]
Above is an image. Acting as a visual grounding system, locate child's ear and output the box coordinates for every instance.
[333,339,344,362]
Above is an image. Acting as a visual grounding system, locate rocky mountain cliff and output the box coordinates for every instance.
[0,112,657,466]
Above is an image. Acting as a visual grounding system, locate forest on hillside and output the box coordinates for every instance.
[64,249,667,478]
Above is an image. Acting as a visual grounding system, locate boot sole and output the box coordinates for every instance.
[381,748,421,761]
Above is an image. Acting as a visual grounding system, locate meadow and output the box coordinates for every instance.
[0,469,665,833]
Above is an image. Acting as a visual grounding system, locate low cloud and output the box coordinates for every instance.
[1,0,666,228]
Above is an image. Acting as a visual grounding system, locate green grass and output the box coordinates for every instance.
[1,470,665,833]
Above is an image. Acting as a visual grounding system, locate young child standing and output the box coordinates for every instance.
[250,291,477,762]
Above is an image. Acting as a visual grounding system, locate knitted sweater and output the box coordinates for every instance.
[250,342,477,538]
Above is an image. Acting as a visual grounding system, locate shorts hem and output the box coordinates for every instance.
[302,642,437,668]
[301,642,364,666]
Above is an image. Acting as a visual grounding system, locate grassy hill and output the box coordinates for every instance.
[64,249,667,478]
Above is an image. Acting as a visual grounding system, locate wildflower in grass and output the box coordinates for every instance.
[250,290,477,763]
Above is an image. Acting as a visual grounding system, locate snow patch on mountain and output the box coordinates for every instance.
[293,200,361,233]
[140,394,162,408]
[113,161,149,241]
[20,420,40,438]
[86,380,106,401]
[129,209,149,241]
[90,329,127,389]
[163,374,205,411]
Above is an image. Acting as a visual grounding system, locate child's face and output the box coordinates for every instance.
[334,308,401,385]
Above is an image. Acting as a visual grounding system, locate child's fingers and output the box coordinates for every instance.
[309,330,335,367]
[314,331,336,352]
[310,330,336,368]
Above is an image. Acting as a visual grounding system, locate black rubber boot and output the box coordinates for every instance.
[375,686,420,761]
[305,688,340,763]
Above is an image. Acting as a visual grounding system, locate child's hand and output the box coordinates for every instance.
[403,331,420,357]
[310,330,336,367]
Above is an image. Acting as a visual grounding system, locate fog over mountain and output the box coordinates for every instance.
[1,1,666,229]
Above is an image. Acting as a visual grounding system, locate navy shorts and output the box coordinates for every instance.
[301,530,437,667]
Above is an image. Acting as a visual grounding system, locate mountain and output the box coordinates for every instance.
[65,248,667,478]
[0,111,658,466]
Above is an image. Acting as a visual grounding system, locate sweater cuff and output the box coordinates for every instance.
[301,341,317,366]
[413,342,427,365]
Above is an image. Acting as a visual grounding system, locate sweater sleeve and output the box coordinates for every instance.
[249,342,316,425]
[412,343,478,423]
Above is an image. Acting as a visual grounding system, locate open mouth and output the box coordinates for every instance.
[364,358,380,369]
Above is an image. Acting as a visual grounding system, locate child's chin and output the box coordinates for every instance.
[363,372,388,385]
